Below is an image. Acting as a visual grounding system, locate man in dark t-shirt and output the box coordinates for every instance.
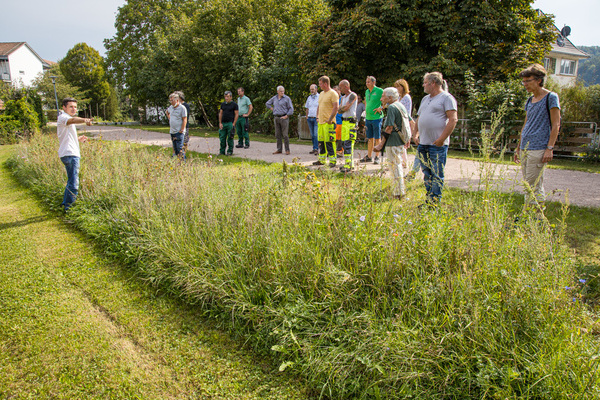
[218,91,239,155]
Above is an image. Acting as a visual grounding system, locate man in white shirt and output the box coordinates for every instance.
[56,97,92,211]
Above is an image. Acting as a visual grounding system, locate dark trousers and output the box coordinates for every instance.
[274,116,290,152]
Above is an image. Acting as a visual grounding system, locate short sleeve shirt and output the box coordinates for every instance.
[168,104,188,134]
[57,112,80,158]
[318,89,339,123]
[365,86,383,120]
[237,96,252,116]
[383,102,406,147]
[417,91,457,146]
[520,92,560,151]
[220,101,238,123]
[304,93,319,118]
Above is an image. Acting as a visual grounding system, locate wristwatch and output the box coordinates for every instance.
[547,145,554,150]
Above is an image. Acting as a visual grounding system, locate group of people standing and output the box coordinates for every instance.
[56,64,558,213]
[302,72,457,204]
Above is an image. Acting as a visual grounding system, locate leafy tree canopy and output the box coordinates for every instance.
[60,43,118,119]
[300,0,555,103]
[32,65,89,110]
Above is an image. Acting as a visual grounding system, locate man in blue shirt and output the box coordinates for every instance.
[266,86,294,155]
[304,84,319,155]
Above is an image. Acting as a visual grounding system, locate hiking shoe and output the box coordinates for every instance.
[329,163,337,168]
[360,156,372,163]
[244,145,250,149]
[373,156,380,165]
[340,166,352,173]
[235,144,244,148]
[312,161,325,166]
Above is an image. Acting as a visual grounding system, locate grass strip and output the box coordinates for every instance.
[0,145,308,400]
[6,136,600,399]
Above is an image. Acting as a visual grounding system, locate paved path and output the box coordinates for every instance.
[84,125,599,208]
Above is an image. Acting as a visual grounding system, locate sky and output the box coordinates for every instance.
[1,0,598,63]
[533,0,598,47]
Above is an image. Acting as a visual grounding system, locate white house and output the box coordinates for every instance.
[538,12,590,86]
[0,42,51,88]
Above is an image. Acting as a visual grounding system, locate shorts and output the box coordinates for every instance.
[365,119,382,140]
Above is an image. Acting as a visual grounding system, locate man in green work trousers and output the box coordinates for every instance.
[218,91,239,156]
[235,87,253,149]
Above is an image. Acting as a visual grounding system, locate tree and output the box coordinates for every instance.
[578,46,600,86]
[105,0,328,127]
[300,0,555,104]
[60,43,114,118]
[104,0,196,110]
[32,65,89,110]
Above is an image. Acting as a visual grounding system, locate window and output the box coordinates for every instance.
[543,57,556,74]
[560,59,576,75]
[0,60,10,81]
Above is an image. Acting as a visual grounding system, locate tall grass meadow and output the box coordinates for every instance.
[7,131,599,399]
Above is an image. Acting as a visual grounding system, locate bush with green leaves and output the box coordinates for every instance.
[465,70,529,144]
[0,97,40,144]
[8,136,599,399]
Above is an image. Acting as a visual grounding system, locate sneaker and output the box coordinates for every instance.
[312,161,325,166]
[373,156,380,165]
[360,156,372,163]
[235,144,244,148]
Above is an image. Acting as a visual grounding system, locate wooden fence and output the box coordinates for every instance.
[451,119,599,158]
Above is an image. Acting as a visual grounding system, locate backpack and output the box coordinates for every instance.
[389,102,412,144]
[525,92,561,131]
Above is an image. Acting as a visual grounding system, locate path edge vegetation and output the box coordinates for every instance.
[5,134,600,399]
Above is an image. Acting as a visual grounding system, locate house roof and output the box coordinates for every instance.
[536,11,590,60]
[549,36,590,59]
[0,42,47,64]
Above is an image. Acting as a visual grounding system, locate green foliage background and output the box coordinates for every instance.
[578,46,600,86]
[104,0,555,126]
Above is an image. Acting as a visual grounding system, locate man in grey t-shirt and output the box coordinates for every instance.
[166,92,188,159]
[413,72,457,206]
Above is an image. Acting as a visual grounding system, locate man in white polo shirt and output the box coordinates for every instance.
[56,97,92,211]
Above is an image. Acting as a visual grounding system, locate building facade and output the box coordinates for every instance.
[0,42,50,87]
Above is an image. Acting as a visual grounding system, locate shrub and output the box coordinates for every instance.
[0,115,22,144]
[465,71,529,143]
[7,136,600,399]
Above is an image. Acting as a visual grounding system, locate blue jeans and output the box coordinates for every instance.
[418,144,448,202]
[307,117,318,151]
[171,133,184,157]
[60,156,80,211]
